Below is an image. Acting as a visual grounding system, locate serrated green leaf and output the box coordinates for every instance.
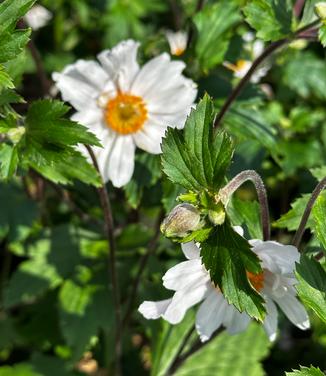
[312,194,326,252]
[201,222,265,320]
[295,255,326,323]
[0,64,14,89]
[161,95,234,192]
[175,323,271,376]
[25,100,101,148]
[286,365,325,376]
[274,194,311,231]
[244,0,294,41]
[0,29,31,63]
[194,1,241,70]
[0,0,35,33]
[0,143,18,179]
[318,24,326,46]
[23,100,102,186]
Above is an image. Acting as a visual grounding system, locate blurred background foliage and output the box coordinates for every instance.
[0,0,326,375]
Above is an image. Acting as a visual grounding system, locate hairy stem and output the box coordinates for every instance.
[219,170,270,241]
[122,210,164,329]
[86,145,122,376]
[213,20,320,128]
[292,177,326,248]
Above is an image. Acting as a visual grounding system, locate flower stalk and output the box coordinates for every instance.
[292,176,326,248]
[85,145,122,376]
[219,170,270,240]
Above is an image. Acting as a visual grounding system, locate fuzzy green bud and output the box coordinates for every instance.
[161,203,202,238]
[315,2,326,20]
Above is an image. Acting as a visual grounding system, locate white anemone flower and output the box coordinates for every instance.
[139,228,310,342]
[165,30,188,56]
[53,40,197,187]
[24,5,52,30]
[224,33,270,83]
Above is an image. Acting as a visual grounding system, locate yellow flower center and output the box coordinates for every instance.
[174,47,185,56]
[246,271,264,292]
[105,93,147,135]
[235,59,249,71]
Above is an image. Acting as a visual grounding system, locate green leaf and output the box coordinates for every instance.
[201,222,266,320]
[0,0,35,33]
[273,194,311,231]
[161,95,234,192]
[282,52,326,101]
[312,194,326,252]
[0,364,41,376]
[23,100,102,186]
[227,197,262,239]
[0,29,31,63]
[59,280,113,360]
[223,104,277,152]
[175,323,271,376]
[0,143,18,179]
[301,0,320,25]
[194,1,241,70]
[31,353,79,376]
[243,0,294,41]
[318,24,326,47]
[295,256,326,323]
[0,64,14,89]
[151,310,196,376]
[286,365,325,376]
[25,100,101,148]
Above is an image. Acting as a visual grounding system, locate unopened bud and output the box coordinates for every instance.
[315,2,326,20]
[161,203,202,238]
[7,126,25,144]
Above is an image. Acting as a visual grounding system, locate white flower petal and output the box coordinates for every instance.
[131,53,197,116]
[165,30,188,56]
[250,240,300,276]
[133,119,167,154]
[163,282,209,324]
[97,40,140,92]
[24,5,52,30]
[233,226,244,237]
[71,108,103,126]
[196,289,228,342]
[223,306,251,335]
[104,135,136,187]
[162,259,208,291]
[263,298,278,341]
[181,242,200,260]
[273,294,310,330]
[138,299,172,319]
[53,60,108,111]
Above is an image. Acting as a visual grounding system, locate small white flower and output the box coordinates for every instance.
[53,40,197,187]
[165,30,188,56]
[224,33,270,83]
[24,5,52,30]
[139,228,310,342]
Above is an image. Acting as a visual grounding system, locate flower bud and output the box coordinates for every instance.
[161,203,202,238]
[315,2,326,20]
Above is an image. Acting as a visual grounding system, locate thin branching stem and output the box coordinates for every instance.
[219,170,270,241]
[213,20,320,128]
[85,145,122,376]
[292,177,326,248]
